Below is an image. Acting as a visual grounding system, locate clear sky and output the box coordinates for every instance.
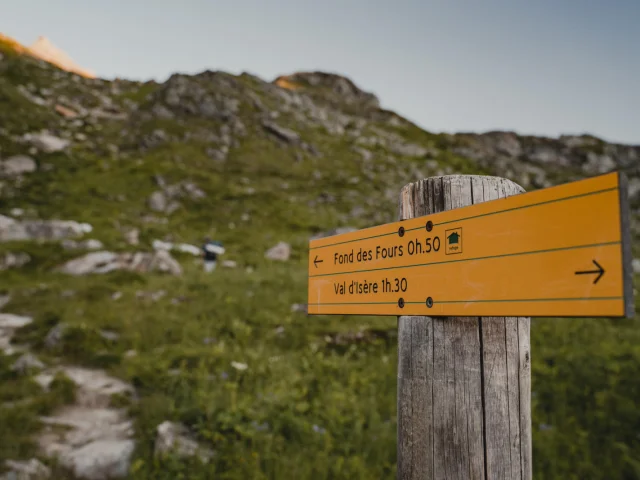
[4,0,639,144]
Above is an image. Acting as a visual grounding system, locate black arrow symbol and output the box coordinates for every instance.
[314,255,323,268]
[575,259,605,284]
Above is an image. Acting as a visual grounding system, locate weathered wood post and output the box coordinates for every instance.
[397,175,532,480]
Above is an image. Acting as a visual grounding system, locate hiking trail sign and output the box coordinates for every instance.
[307,172,634,318]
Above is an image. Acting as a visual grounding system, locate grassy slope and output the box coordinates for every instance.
[0,38,639,479]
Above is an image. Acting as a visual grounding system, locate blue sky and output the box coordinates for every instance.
[4,0,639,144]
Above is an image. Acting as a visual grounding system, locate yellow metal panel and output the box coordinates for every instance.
[307,172,634,318]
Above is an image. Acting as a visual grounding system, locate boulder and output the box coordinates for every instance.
[265,242,291,261]
[0,155,37,177]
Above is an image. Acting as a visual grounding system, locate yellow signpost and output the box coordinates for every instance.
[308,172,634,318]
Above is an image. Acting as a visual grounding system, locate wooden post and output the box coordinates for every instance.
[397,175,532,480]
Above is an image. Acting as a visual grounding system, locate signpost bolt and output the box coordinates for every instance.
[398,226,405,237]
[398,298,405,308]
[426,220,433,232]
[426,296,433,308]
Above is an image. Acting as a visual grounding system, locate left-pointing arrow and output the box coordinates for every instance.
[314,255,323,268]
[575,259,605,284]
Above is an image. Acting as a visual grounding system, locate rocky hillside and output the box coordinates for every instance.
[0,34,639,480]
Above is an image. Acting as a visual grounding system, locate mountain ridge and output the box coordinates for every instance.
[0,32,95,78]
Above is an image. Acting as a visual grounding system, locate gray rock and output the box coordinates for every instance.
[149,250,183,275]
[58,252,119,275]
[311,227,357,240]
[265,241,291,261]
[222,260,237,268]
[182,182,206,200]
[99,330,119,342]
[527,145,571,167]
[633,258,640,275]
[22,132,70,153]
[36,367,135,479]
[165,201,181,215]
[2,458,51,479]
[353,147,373,162]
[148,191,167,212]
[58,250,182,276]
[389,142,428,158]
[0,215,92,243]
[0,252,31,270]
[11,353,45,374]
[0,294,10,311]
[141,129,168,150]
[628,177,640,204]
[290,304,308,313]
[0,155,37,177]
[205,147,227,162]
[61,239,103,251]
[262,121,300,144]
[123,229,139,246]
[44,323,67,350]
[154,421,214,463]
[0,313,32,355]
[583,152,616,174]
[58,440,135,480]
[151,103,174,119]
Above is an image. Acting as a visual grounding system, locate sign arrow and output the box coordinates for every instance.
[575,259,605,284]
[314,255,323,268]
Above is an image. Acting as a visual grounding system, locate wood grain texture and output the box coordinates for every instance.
[397,175,532,480]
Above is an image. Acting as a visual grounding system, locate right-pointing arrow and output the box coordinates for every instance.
[575,259,605,284]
